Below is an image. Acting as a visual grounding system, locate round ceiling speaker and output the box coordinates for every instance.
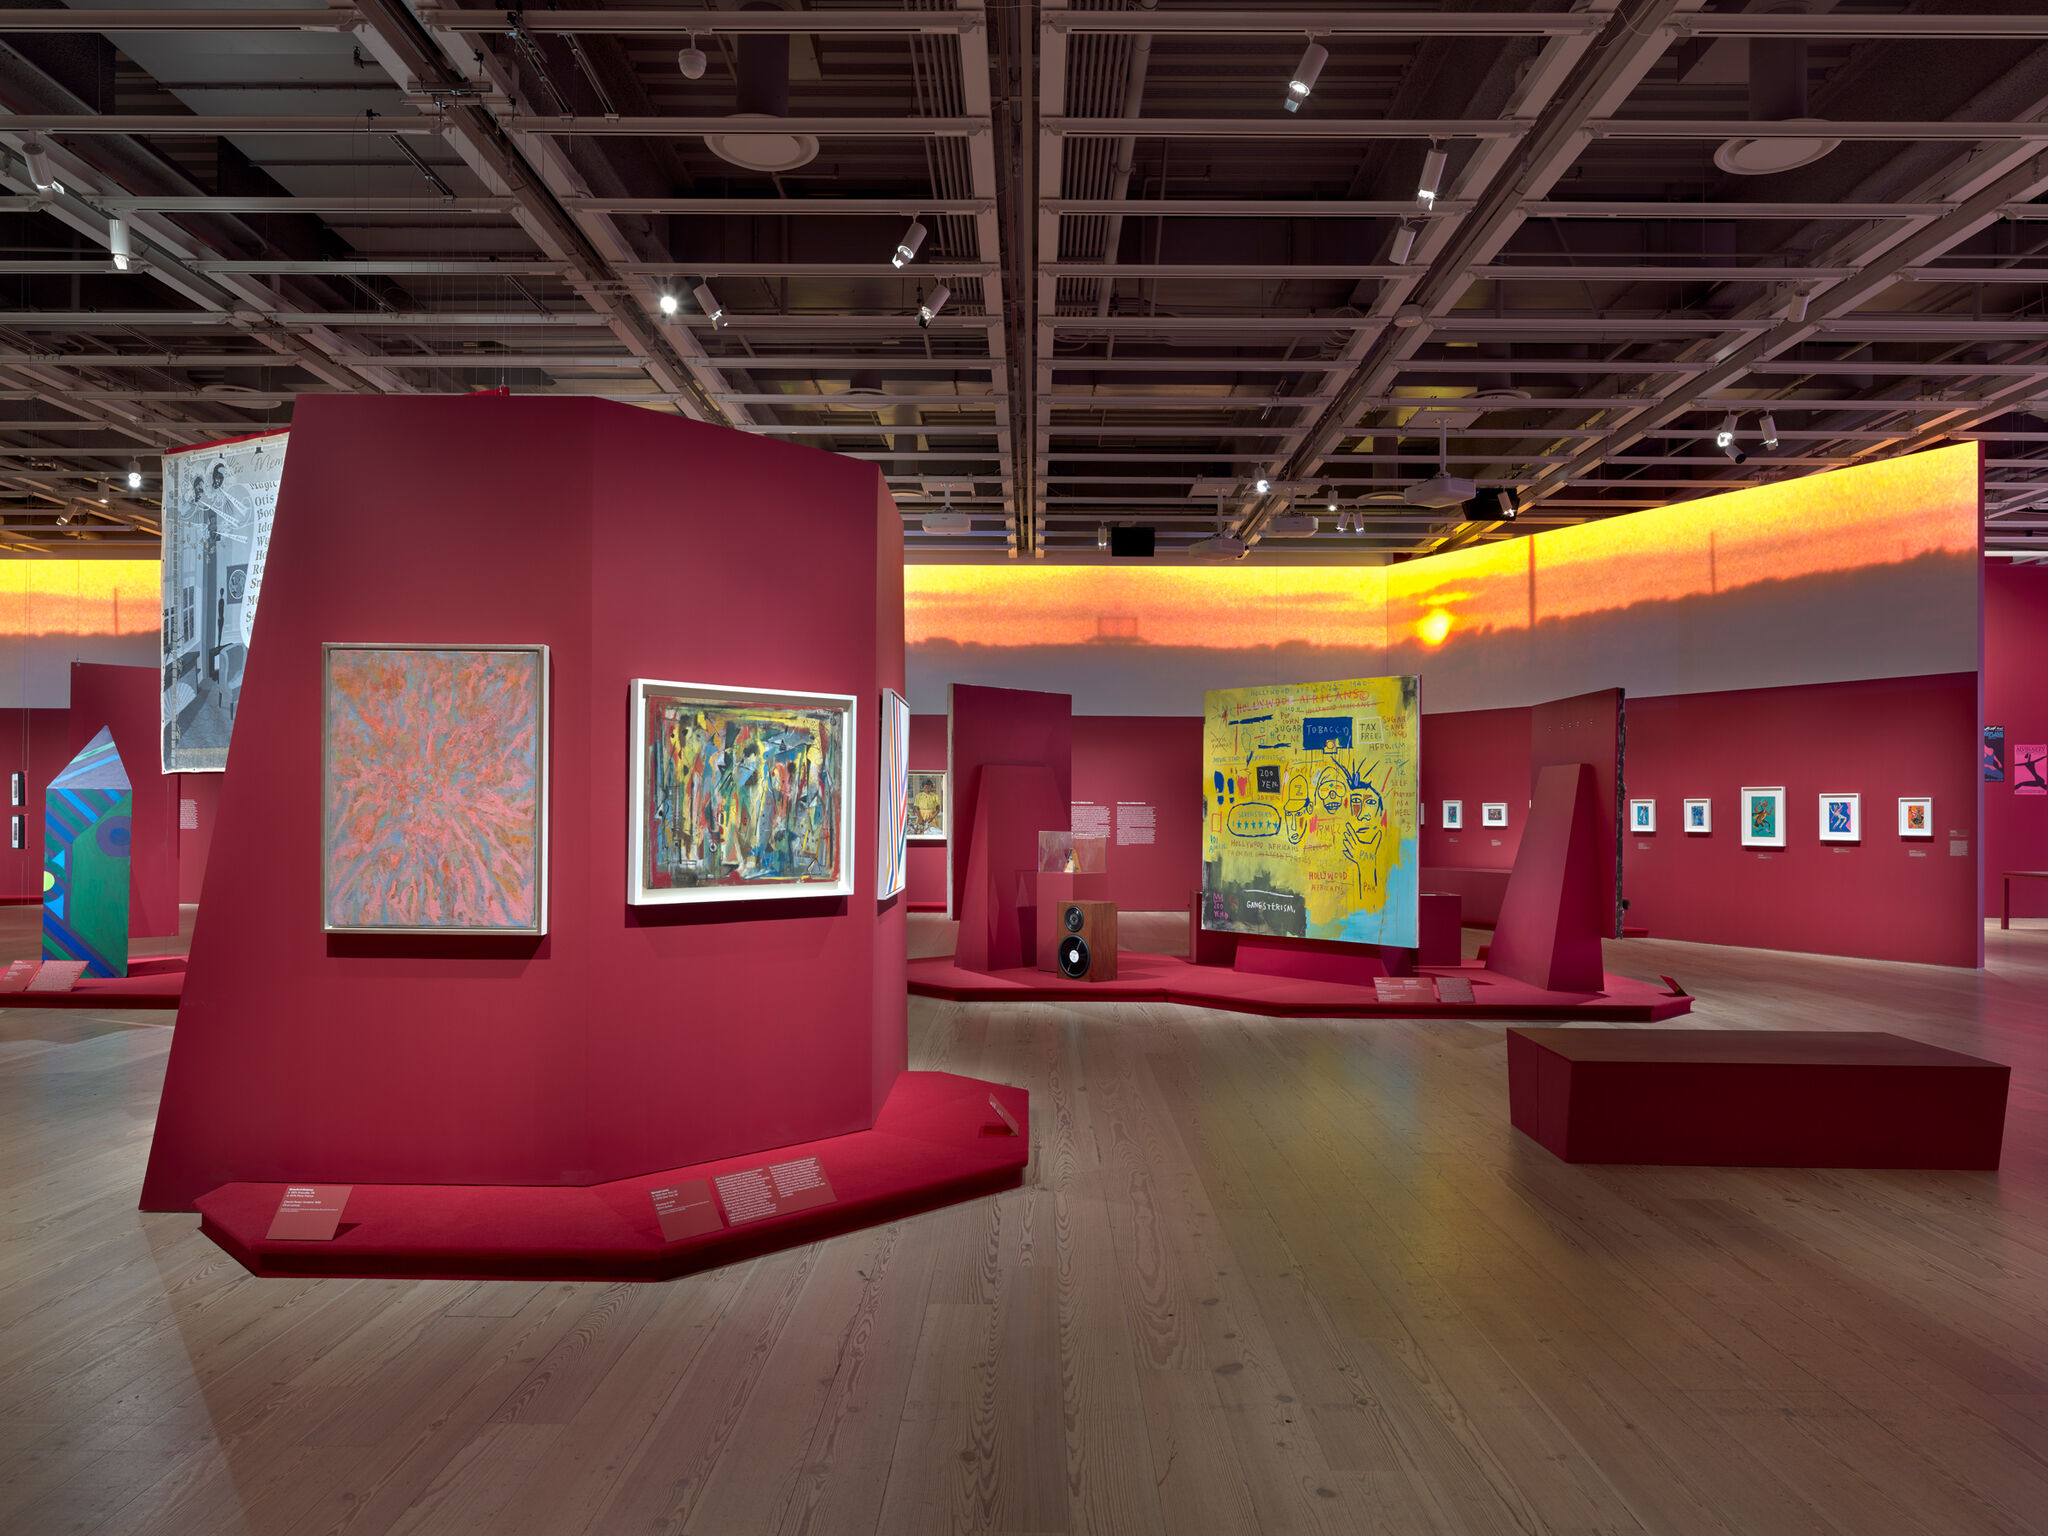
[1057,935,1090,980]
[704,114,820,173]
[1713,124,1841,176]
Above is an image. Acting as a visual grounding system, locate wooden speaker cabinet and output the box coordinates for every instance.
[1054,900,1118,982]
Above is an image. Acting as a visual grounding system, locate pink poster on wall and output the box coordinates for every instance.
[2016,743,2047,796]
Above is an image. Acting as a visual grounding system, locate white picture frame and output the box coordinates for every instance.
[1740,786,1786,848]
[878,688,909,900]
[1441,799,1463,829]
[905,769,947,842]
[628,678,858,906]
[1682,798,1711,834]
[1897,796,1933,839]
[1818,791,1861,843]
[1628,798,1656,834]
[1481,802,1508,828]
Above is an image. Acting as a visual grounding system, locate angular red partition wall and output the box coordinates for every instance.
[1530,688,1622,938]
[141,395,1007,1217]
[946,683,1070,972]
[1487,762,1608,993]
[69,663,180,937]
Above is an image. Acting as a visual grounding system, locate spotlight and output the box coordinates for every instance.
[1389,221,1418,265]
[1253,476,1271,494]
[1097,523,1110,551]
[892,218,927,270]
[1785,288,1811,323]
[692,282,726,328]
[1760,412,1780,449]
[108,216,131,272]
[1715,413,1747,464]
[1284,41,1327,112]
[124,458,142,491]
[678,34,707,80]
[1416,143,1447,210]
[657,291,680,316]
[23,136,60,197]
[918,281,950,328]
[1465,486,1518,522]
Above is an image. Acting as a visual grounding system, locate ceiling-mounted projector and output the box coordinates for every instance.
[1263,515,1320,538]
[921,511,972,534]
[1405,472,1476,509]
[1186,534,1246,561]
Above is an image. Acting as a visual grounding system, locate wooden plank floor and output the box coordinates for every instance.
[2,909,2045,1535]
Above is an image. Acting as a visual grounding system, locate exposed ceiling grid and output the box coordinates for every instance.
[0,2,2044,560]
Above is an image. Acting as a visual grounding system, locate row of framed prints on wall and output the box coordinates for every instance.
[319,645,920,936]
[1625,789,1935,844]
[1435,801,1510,830]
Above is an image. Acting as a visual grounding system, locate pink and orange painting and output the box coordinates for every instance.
[322,644,549,933]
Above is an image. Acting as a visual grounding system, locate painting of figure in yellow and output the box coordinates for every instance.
[1202,675,1420,946]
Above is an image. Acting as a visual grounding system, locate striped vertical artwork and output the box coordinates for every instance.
[879,688,909,901]
[42,726,132,979]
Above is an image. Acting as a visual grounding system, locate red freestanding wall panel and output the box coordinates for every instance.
[142,395,925,1210]
[69,662,180,938]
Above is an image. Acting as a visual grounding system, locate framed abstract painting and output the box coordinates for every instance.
[1740,786,1786,848]
[878,688,909,900]
[1481,802,1508,828]
[1628,798,1656,834]
[906,769,947,842]
[1442,799,1463,829]
[629,679,856,905]
[1897,796,1933,838]
[323,644,549,934]
[1683,798,1711,834]
[1818,791,1861,843]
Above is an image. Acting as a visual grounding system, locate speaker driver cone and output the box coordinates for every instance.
[1062,904,1085,933]
[1057,935,1090,979]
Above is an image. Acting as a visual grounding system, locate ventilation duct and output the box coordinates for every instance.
[705,1,819,172]
[1715,6,1839,175]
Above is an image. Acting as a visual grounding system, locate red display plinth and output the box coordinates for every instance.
[909,952,1691,1022]
[1417,892,1463,966]
[141,395,1020,1235]
[1507,1029,2009,1168]
[195,1072,1029,1281]
[3,955,185,1009]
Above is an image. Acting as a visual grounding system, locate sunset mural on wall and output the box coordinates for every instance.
[0,561,161,706]
[906,444,1981,714]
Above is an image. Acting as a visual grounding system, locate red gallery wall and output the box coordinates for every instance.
[905,713,948,909]
[69,663,180,937]
[1986,562,2048,919]
[946,683,1071,917]
[143,395,907,1209]
[0,708,72,902]
[1622,673,1980,967]
[1419,706,1531,873]
[1070,715,1204,911]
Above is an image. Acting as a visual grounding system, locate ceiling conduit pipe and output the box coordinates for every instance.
[1095,0,1155,317]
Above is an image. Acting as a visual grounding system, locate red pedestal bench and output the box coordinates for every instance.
[1507,1028,2009,1169]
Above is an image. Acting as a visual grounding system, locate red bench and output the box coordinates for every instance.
[1508,1028,2009,1169]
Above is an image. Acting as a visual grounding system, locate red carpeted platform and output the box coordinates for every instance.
[1507,1028,2010,1167]
[193,1071,1028,1281]
[0,955,185,1010]
[907,951,1692,1021]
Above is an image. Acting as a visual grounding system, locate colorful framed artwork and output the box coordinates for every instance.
[1481,802,1508,828]
[629,678,856,906]
[1740,786,1786,848]
[878,688,909,900]
[1629,798,1656,834]
[8,770,20,806]
[1984,725,2005,782]
[906,769,947,842]
[1897,797,1933,838]
[323,644,550,934]
[1442,799,1463,829]
[8,813,20,850]
[1683,798,1711,833]
[1818,791,1861,843]
[2016,743,2047,796]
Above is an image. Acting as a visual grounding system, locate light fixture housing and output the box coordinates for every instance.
[124,458,143,491]
[108,216,131,271]
[1253,476,1271,494]
[1716,413,1747,464]
[892,218,927,270]
[23,136,59,197]
[677,34,707,79]
[657,291,680,316]
[1389,221,1418,265]
[1759,412,1780,449]
[1416,144,1447,210]
[692,282,727,328]
[918,281,950,328]
[1097,523,1110,550]
[1284,41,1327,112]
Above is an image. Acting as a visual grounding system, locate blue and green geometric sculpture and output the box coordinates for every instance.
[43,727,132,979]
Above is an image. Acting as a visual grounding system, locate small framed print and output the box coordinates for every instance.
[1628,798,1655,834]
[1741,786,1786,848]
[1683,798,1711,834]
[8,770,20,807]
[8,813,20,850]
[1442,799,1463,829]
[1818,791,1861,843]
[1897,796,1932,839]
[1481,802,1508,828]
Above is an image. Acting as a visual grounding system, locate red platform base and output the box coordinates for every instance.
[1507,1028,2010,1168]
[909,951,1692,1021]
[192,1071,1028,1281]
[0,955,185,1010]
